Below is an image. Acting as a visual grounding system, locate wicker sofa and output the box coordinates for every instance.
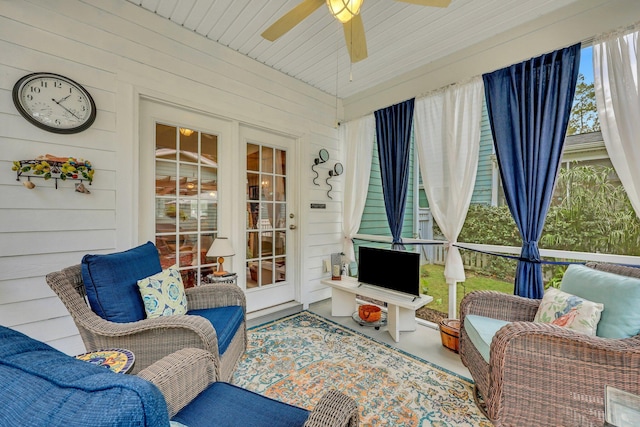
[46,242,246,380]
[460,262,640,427]
[0,325,359,427]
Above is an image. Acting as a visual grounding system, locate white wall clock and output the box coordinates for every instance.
[12,72,96,134]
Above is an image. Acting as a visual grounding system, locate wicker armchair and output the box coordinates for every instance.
[459,262,640,427]
[141,348,360,427]
[46,264,246,380]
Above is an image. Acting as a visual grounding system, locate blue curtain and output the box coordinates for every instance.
[374,98,415,250]
[483,44,581,299]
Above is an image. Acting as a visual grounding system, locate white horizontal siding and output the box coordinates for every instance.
[0,0,341,353]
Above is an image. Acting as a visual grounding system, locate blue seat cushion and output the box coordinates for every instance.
[172,382,310,427]
[0,326,169,427]
[82,241,162,323]
[561,264,640,338]
[188,306,244,354]
[464,314,511,363]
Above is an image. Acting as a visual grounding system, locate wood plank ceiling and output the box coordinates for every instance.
[126,0,581,98]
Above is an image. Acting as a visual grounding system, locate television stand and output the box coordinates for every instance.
[321,276,433,342]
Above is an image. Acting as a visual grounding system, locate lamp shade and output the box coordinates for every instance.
[207,237,235,258]
[326,0,363,24]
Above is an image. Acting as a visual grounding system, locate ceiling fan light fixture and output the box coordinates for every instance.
[326,0,363,24]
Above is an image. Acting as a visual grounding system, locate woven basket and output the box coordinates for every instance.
[439,319,460,353]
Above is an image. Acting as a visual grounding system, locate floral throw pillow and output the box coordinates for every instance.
[137,265,187,318]
[533,287,604,336]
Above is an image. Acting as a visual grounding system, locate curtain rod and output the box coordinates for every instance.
[342,20,640,126]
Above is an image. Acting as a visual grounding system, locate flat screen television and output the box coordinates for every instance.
[357,246,420,297]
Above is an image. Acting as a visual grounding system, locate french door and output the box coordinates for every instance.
[139,100,232,287]
[241,126,297,312]
[139,100,299,313]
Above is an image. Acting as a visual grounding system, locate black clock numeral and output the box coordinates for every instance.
[40,81,48,88]
[26,94,33,101]
[54,119,61,125]
[29,87,41,93]
[54,81,62,88]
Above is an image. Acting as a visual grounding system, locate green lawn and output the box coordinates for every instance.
[420,263,514,314]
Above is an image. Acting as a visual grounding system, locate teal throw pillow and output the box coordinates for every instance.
[138,265,187,318]
[561,264,640,338]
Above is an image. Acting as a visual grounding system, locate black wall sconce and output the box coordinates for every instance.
[312,149,329,185]
[326,162,343,199]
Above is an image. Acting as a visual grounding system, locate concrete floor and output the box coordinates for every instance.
[247,298,470,379]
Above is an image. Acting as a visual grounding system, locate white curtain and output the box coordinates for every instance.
[593,28,640,217]
[414,77,484,287]
[341,114,376,261]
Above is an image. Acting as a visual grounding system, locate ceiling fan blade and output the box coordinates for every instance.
[394,0,451,7]
[261,0,325,41]
[343,14,368,63]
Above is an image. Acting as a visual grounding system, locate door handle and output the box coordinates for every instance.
[289,224,297,230]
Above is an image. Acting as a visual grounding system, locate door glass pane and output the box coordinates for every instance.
[275,177,286,201]
[274,231,286,256]
[262,146,273,173]
[261,175,273,201]
[275,257,286,282]
[275,203,286,229]
[276,149,286,175]
[155,123,218,287]
[246,141,287,289]
[247,144,259,171]
[156,124,177,160]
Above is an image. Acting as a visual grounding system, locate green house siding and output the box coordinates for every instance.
[472,101,494,205]
[358,136,415,244]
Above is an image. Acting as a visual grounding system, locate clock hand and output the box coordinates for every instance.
[55,94,72,104]
[51,98,81,120]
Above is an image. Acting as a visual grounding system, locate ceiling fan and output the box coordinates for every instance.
[261,0,452,63]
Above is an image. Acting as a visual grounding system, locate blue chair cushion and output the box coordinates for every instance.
[188,306,244,354]
[172,382,310,427]
[0,326,170,427]
[464,314,511,363]
[82,242,162,323]
[561,264,640,338]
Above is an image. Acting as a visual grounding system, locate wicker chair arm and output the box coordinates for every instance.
[137,348,218,418]
[304,389,359,427]
[79,315,220,375]
[460,291,540,324]
[186,283,247,311]
[487,322,640,421]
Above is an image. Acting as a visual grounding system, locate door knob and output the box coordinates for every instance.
[289,224,297,230]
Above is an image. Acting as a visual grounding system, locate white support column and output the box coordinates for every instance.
[448,280,457,319]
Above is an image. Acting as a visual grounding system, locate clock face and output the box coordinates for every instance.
[12,73,96,134]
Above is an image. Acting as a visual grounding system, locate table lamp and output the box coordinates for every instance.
[207,237,235,276]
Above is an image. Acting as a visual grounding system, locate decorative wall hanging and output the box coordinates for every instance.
[312,148,329,185]
[326,162,343,199]
[12,72,96,134]
[12,154,94,191]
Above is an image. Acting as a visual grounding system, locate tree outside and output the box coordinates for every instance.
[567,73,600,135]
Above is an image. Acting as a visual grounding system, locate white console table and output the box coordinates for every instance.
[321,276,433,342]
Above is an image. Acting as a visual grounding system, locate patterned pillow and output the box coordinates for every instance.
[534,287,604,336]
[137,265,187,318]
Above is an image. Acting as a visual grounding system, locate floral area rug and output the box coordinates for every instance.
[232,311,491,426]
